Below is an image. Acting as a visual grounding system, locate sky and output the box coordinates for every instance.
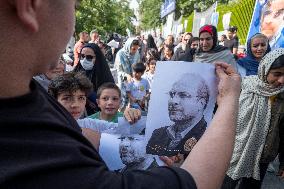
[129,0,139,9]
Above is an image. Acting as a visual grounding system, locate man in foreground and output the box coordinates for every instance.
[0,1,240,189]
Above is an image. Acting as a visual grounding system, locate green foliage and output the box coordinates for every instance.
[183,0,256,44]
[75,0,135,39]
[215,0,256,44]
[139,0,164,30]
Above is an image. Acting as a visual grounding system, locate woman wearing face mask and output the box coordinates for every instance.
[237,33,271,77]
[73,43,114,114]
[194,25,237,69]
[222,48,284,189]
[114,38,140,110]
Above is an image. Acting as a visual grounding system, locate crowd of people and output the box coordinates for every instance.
[0,0,283,189]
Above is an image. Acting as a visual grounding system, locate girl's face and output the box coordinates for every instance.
[267,67,284,88]
[164,47,173,57]
[251,37,268,60]
[149,60,156,73]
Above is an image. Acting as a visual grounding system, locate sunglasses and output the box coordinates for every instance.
[80,54,96,61]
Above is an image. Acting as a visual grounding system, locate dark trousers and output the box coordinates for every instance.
[221,163,269,189]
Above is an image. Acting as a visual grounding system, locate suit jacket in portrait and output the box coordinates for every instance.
[146,117,207,156]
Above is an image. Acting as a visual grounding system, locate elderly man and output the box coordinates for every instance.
[147,73,209,156]
[119,135,158,172]
[172,32,195,62]
[0,0,241,189]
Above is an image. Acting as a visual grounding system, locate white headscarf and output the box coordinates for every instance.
[227,48,284,180]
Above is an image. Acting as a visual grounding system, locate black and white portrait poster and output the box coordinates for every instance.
[145,61,217,157]
[99,117,163,172]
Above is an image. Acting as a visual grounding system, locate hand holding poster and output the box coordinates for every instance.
[145,61,217,157]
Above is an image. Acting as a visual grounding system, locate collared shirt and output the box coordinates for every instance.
[166,119,201,140]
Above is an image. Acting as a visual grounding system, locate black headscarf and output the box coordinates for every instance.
[198,25,228,53]
[73,43,114,92]
[147,34,158,51]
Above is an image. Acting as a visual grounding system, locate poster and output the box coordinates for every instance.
[247,0,284,49]
[145,61,217,157]
[99,117,162,171]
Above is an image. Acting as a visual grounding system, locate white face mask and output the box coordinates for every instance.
[80,58,94,70]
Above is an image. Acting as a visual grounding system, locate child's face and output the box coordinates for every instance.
[267,67,284,88]
[97,89,120,117]
[133,71,143,80]
[164,47,172,57]
[149,60,156,73]
[57,90,87,120]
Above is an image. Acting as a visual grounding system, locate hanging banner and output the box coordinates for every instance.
[222,12,232,30]
[247,0,284,49]
[211,12,219,27]
[192,2,217,37]
[160,0,176,18]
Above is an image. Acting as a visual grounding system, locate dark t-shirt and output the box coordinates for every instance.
[0,80,197,189]
[224,38,239,53]
[172,47,194,62]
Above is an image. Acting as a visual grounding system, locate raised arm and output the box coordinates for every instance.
[181,62,241,189]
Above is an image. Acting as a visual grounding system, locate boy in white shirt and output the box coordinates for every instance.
[126,63,150,111]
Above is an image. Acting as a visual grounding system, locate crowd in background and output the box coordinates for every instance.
[33,23,284,189]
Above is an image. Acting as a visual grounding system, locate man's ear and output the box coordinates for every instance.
[14,0,42,32]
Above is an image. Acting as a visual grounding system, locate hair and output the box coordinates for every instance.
[184,32,193,38]
[147,34,158,50]
[146,48,160,61]
[79,31,88,38]
[90,29,98,35]
[96,82,121,99]
[270,55,284,70]
[166,35,175,44]
[164,44,174,55]
[251,33,269,43]
[48,72,93,99]
[221,34,227,39]
[132,62,146,73]
[228,27,236,33]
[189,37,199,46]
[146,57,157,66]
[131,39,140,47]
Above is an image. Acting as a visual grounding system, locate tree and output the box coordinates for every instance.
[139,0,164,30]
[75,0,135,39]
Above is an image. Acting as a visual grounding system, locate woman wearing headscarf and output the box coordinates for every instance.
[73,43,114,114]
[237,33,271,77]
[222,48,284,189]
[194,25,237,68]
[74,43,114,91]
[146,34,158,51]
[115,37,140,110]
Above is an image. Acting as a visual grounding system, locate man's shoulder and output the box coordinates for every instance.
[152,126,169,134]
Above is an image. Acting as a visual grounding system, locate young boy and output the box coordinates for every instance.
[89,82,127,123]
[126,63,150,111]
[48,72,141,135]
